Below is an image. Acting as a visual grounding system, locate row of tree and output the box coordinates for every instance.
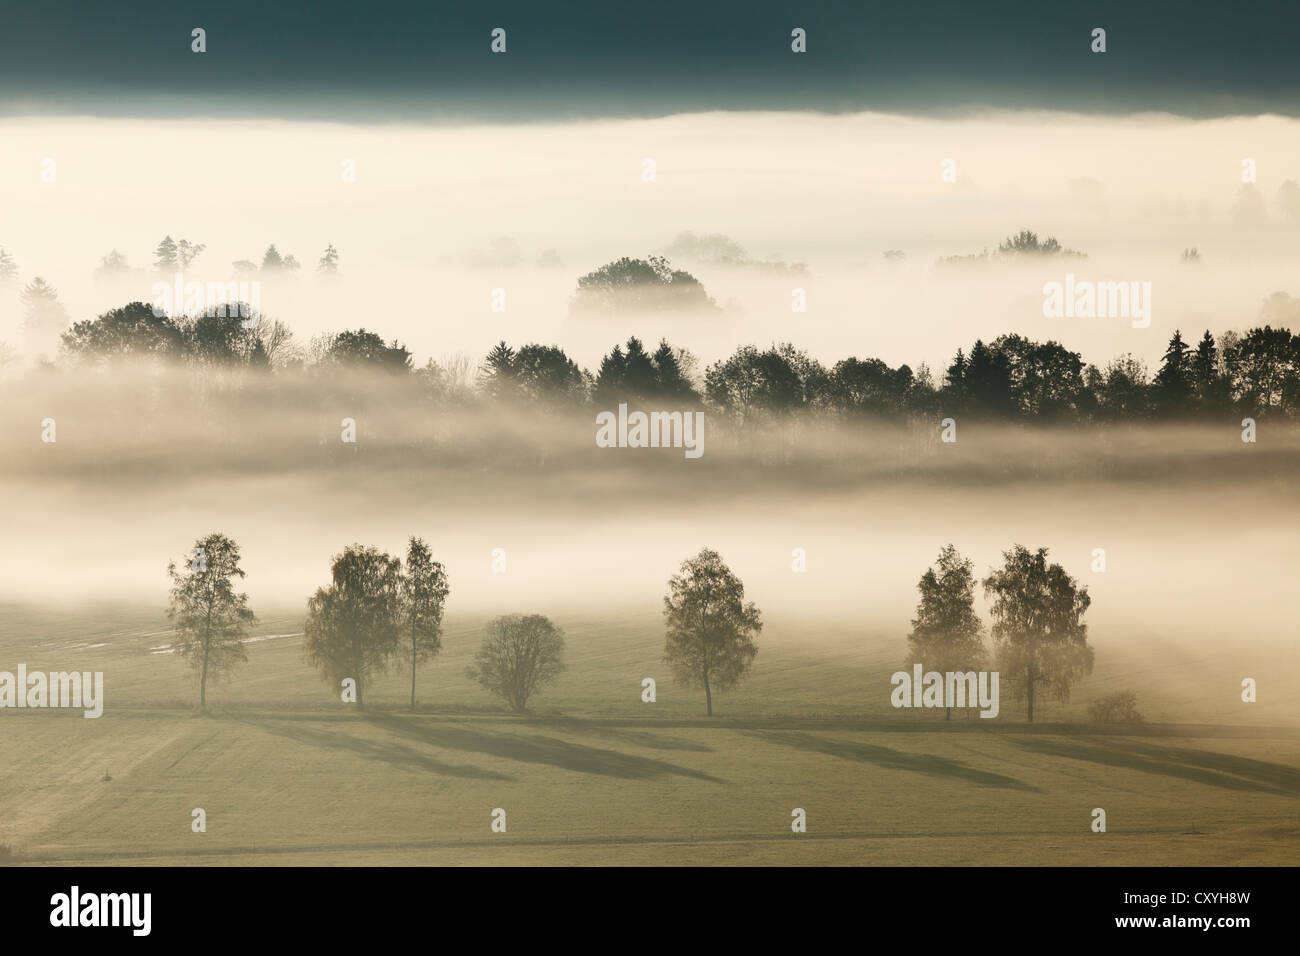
[905,544,1092,722]
[39,290,1300,421]
[166,537,762,716]
[0,240,342,282]
[168,534,1096,721]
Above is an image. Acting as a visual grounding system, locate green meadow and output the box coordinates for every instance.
[2,606,1297,866]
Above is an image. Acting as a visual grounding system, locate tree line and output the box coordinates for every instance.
[167,533,1098,721]
[166,537,762,717]
[38,293,1300,422]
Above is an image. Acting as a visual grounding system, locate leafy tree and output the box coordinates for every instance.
[282,254,301,271]
[400,537,449,711]
[261,244,284,271]
[509,344,588,403]
[1088,690,1143,723]
[166,533,256,712]
[982,545,1093,722]
[992,335,1086,419]
[1089,354,1150,420]
[466,614,566,713]
[60,302,187,361]
[177,240,206,269]
[1230,325,1299,414]
[905,545,986,719]
[662,548,763,716]
[318,244,340,275]
[705,345,804,428]
[322,329,412,373]
[571,256,717,315]
[303,544,403,710]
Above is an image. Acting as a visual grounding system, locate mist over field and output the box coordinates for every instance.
[3,111,1300,377]
[3,98,1299,871]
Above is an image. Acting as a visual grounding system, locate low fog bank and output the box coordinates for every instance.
[0,371,1295,651]
[3,110,1300,374]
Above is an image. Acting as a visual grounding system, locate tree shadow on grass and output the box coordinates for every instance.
[374,715,724,783]
[237,716,515,781]
[531,717,715,754]
[747,730,1040,791]
[1013,737,1300,796]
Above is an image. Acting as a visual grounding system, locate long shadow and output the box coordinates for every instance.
[747,730,1039,791]
[374,715,724,783]
[237,716,515,782]
[1014,737,1300,796]
[534,718,715,754]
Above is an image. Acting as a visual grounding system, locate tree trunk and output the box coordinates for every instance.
[410,643,417,712]
[945,706,951,721]
[356,676,364,711]
[1027,677,1034,723]
[704,676,712,717]
[200,643,208,713]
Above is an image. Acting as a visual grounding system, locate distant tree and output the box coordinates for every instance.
[322,329,412,372]
[511,343,587,403]
[996,229,1085,258]
[1153,330,1194,414]
[705,345,804,428]
[992,335,1086,419]
[400,537,449,711]
[0,246,17,283]
[662,548,763,716]
[1230,325,1299,415]
[536,248,563,268]
[61,301,187,361]
[983,545,1093,722]
[20,278,70,355]
[231,259,259,276]
[478,341,519,400]
[303,544,403,710]
[1181,247,1201,264]
[318,244,340,275]
[466,614,566,713]
[1191,330,1229,410]
[571,256,718,315]
[283,254,301,271]
[177,240,206,269]
[1087,690,1143,723]
[649,339,700,401]
[95,249,130,277]
[154,235,179,270]
[1089,354,1150,419]
[905,545,986,719]
[166,533,256,712]
[261,244,284,271]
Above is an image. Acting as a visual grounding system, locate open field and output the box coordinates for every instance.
[3,607,1297,866]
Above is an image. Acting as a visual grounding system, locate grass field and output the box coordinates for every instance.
[2,605,1298,866]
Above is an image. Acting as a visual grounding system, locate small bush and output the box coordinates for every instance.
[1088,690,1144,723]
